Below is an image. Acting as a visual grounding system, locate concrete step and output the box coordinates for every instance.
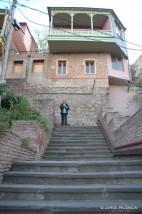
[0,184,142,200]
[11,160,142,173]
[44,148,110,154]
[47,145,109,150]
[43,153,113,158]
[3,171,142,185]
[52,131,104,134]
[52,132,104,136]
[43,156,113,161]
[51,136,106,140]
[54,126,100,130]
[44,150,111,156]
[0,199,141,214]
[49,140,107,145]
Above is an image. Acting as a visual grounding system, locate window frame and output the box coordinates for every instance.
[84,59,96,74]
[56,59,67,75]
[111,56,124,71]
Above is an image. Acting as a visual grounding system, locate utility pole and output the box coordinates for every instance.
[1,0,17,80]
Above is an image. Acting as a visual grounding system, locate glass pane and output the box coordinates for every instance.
[58,64,62,74]
[86,63,90,73]
[91,64,95,73]
[86,61,95,73]
[58,61,66,74]
[63,63,66,74]
[117,61,123,70]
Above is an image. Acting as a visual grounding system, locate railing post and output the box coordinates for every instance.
[71,14,74,31]
[49,14,54,35]
[90,14,93,31]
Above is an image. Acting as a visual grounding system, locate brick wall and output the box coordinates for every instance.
[11,121,49,159]
[0,121,49,182]
[115,108,142,146]
[6,52,109,88]
[30,86,108,126]
[5,52,110,126]
[47,53,108,86]
[0,132,35,183]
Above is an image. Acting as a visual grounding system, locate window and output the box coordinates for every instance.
[13,61,23,74]
[33,60,44,73]
[111,56,123,71]
[85,60,95,74]
[57,60,67,75]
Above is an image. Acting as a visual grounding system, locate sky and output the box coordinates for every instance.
[1,0,142,64]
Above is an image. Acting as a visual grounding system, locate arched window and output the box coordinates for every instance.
[93,15,110,30]
[53,13,71,28]
[73,14,91,29]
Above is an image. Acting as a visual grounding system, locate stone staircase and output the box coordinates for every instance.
[0,126,142,213]
[106,110,130,130]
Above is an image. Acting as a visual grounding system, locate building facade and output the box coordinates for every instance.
[0,8,11,79]
[5,7,135,126]
[10,22,38,53]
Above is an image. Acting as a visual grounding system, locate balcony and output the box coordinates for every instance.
[47,7,128,57]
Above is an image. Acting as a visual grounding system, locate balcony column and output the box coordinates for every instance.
[49,14,54,34]
[90,14,93,30]
[109,15,116,37]
[71,13,74,31]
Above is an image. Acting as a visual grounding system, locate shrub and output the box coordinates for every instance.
[21,138,29,148]
[0,109,11,132]
[0,94,48,131]
[0,83,7,96]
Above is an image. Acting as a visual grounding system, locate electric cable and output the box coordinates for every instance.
[17,7,142,52]
[17,1,142,49]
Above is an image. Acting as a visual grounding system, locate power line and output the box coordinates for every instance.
[17,7,142,52]
[17,2,48,15]
[17,1,142,49]
[0,0,138,53]
[17,7,48,28]
[17,7,110,43]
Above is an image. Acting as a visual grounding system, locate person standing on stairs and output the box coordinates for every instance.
[60,100,70,125]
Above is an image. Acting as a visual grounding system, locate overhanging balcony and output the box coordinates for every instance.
[47,8,128,57]
[48,28,127,57]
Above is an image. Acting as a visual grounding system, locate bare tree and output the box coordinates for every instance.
[34,30,48,51]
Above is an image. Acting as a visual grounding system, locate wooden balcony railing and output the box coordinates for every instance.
[49,28,113,38]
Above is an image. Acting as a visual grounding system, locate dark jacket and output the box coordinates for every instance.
[60,103,69,114]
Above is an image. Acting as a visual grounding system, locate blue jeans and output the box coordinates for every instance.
[61,113,67,125]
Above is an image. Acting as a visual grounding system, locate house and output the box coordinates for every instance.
[5,7,134,126]
[10,22,38,53]
[0,8,10,79]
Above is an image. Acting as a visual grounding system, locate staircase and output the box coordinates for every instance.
[0,126,142,213]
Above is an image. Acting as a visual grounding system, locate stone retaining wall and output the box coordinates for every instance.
[115,108,142,146]
[0,132,35,183]
[11,121,49,159]
[0,121,49,182]
[30,86,108,126]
